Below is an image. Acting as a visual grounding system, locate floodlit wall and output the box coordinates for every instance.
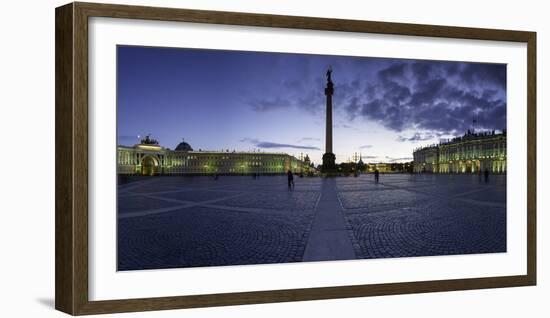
[413,132,506,174]
[117,145,303,175]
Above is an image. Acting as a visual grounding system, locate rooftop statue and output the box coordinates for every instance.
[326,67,333,83]
[141,134,159,145]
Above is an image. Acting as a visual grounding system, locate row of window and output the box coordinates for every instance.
[168,155,288,161]
[164,167,288,173]
[415,148,506,162]
[117,151,302,167]
[426,161,507,173]
[166,160,289,167]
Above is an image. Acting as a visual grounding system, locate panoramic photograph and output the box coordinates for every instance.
[116,45,507,271]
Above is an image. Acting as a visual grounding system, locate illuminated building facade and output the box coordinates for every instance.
[413,131,506,174]
[366,162,413,173]
[117,136,304,176]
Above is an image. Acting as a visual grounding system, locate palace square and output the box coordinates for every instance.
[118,173,506,270]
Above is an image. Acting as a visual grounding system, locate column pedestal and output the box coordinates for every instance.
[322,152,336,173]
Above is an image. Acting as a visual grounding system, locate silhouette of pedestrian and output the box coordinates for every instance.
[287,170,294,190]
[374,169,380,183]
[484,168,489,183]
[478,168,482,183]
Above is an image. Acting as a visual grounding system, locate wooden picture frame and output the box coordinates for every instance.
[55,2,536,315]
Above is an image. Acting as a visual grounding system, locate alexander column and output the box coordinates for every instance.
[322,68,336,172]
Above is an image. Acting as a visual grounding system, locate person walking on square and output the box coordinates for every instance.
[478,168,482,183]
[374,169,380,183]
[484,168,489,183]
[287,170,294,190]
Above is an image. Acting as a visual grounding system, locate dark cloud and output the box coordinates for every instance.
[411,61,433,82]
[246,57,325,114]
[410,78,447,107]
[246,57,506,137]
[344,96,361,119]
[348,61,506,135]
[385,156,413,162]
[461,63,506,89]
[257,142,320,150]
[296,89,324,113]
[378,63,406,82]
[383,81,411,107]
[396,133,435,143]
[298,137,321,142]
[249,88,323,114]
[359,144,373,149]
[241,138,320,150]
[361,155,378,159]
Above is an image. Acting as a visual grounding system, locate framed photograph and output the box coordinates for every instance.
[55,2,536,315]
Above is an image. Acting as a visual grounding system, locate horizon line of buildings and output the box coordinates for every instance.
[116,137,412,176]
[117,136,310,176]
[117,130,507,176]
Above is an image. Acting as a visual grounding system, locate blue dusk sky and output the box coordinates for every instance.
[117,45,506,165]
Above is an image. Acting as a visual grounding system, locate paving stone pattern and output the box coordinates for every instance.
[117,174,506,270]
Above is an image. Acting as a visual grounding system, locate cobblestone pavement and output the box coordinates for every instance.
[117,174,506,270]
[118,176,321,270]
[337,174,506,259]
